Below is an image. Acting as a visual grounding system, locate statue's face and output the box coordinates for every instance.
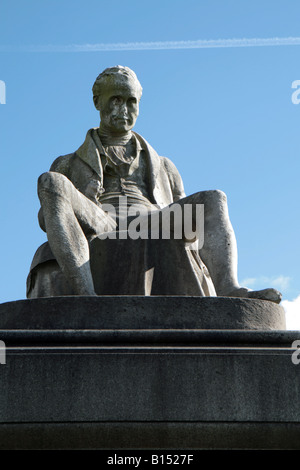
[97,77,140,134]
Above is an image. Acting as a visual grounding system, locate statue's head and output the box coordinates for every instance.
[92,66,142,134]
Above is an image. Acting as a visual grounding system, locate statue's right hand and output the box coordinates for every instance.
[84,179,104,202]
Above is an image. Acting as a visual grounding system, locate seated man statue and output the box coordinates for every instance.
[26,65,281,303]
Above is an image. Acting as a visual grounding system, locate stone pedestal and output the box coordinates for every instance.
[0,296,299,449]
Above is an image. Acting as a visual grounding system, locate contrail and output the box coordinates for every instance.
[1,37,300,52]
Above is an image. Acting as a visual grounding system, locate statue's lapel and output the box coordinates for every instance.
[132,131,162,203]
[76,128,103,180]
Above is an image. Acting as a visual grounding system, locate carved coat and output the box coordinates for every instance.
[27,128,216,298]
[50,128,186,207]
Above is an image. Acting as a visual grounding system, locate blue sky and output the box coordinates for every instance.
[0,0,300,328]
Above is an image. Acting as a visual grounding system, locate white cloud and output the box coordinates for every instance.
[282,295,300,331]
[268,276,291,291]
[240,277,257,287]
[241,275,291,292]
[2,37,300,52]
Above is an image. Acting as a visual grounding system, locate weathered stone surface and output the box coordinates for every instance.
[0,342,299,424]
[0,296,286,331]
[0,297,296,449]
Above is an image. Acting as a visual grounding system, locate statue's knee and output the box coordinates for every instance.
[199,190,228,218]
[38,171,59,190]
[205,189,227,205]
[38,171,70,197]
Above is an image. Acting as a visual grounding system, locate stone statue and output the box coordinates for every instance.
[26,65,281,303]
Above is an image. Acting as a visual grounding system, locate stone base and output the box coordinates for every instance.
[0,296,298,450]
[0,295,286,330]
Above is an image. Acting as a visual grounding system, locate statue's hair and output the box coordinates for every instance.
[92,65,143,102]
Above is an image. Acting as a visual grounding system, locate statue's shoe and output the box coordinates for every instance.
[226,287,282,304]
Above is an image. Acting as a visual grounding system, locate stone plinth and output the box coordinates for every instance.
[0,295,286,331]
[0,296,298,450]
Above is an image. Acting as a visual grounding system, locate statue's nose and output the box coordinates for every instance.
[120,103,128,116]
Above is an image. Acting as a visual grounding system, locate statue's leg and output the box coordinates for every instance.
[167,190,238,293]
[191,190,239,294]
[37,171,116,296]
[176,191,281,303]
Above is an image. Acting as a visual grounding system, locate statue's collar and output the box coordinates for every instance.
[76,128,143,177]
